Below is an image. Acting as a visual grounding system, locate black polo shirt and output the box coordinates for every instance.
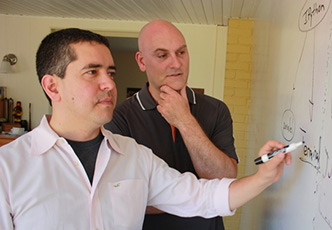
[104,82,238,230]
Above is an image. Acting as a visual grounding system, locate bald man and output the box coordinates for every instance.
[105,19,238,230]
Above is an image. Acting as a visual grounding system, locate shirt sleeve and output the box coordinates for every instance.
[213,177,237,216]
[145,151,236,218]
[211,101,238,162]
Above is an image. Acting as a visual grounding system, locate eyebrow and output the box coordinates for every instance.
[177,45,187,51]
[108,66,116,71]
[82,64,116,71]
[153,45,187,53]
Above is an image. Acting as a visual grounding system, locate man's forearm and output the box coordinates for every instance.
[178,116,237,179]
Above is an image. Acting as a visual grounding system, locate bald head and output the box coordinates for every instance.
[138,19,186,52]
[135,19,190,101]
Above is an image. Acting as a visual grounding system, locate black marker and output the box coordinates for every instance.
[254,141,303,165]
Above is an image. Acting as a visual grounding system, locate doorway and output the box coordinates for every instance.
[106,36,146,105]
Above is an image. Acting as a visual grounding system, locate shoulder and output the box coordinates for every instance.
[190,92,233,125]
[115,95,138,112]
[108,132,153,157]
[0,132,32,149]
[194,92,229,111]
[104,95,140,133]
[106,132,166,169]
[0,132,33,163]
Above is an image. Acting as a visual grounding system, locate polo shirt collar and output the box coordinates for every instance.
[135,82,196,111]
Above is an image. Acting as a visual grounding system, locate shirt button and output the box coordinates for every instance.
[58,139,65,144]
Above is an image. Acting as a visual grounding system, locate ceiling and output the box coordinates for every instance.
[1,0,265,52]
[0,0,263,26]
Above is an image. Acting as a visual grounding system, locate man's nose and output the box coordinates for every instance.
[169,55,181,69]
[100,73,116,91]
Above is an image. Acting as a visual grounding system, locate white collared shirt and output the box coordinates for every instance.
[0,115,235,230]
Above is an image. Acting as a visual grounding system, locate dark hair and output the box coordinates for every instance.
[36,28,111,105]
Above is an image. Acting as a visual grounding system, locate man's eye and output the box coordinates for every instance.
[87,70,97,75]
[108,72,116,78]
[158,54,167,59]
[178,50,186,56]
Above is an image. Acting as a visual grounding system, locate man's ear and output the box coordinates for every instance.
[135,51,146,72]
[41,74,61,102]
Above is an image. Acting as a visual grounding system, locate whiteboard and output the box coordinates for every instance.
[241,0,332,229]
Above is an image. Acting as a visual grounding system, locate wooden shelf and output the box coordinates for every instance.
[0,135,17,147]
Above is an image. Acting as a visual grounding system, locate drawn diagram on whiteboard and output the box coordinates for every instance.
[281,0,332,229]
[282,0,330,141]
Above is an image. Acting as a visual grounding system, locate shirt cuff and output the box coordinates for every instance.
[213,178,237,216]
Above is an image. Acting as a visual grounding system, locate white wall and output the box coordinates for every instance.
[0,15,227,129]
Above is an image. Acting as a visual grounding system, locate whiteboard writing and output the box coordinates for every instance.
[299,0,330,31]
[243,0,332,229]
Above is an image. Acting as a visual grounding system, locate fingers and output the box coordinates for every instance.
[284,152,292,165]
[259,140,293,166]
[159,85,187,98]
[256,150,287,185]
[261,151,285,169]
[157,84,190,128]
[159,85,175,95]
[158,85,177,103]
[158,85,188,108]
[258,140,293,174]
[258,140,285,157]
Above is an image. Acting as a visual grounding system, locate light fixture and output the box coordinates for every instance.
[0,54,18,73]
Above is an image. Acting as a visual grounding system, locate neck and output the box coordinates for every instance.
[48,113,101,142]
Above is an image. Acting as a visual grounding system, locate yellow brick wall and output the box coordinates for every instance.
[223,19,253,230]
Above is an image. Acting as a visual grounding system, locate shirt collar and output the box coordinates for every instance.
[30,115,61,156]
[135,82,196,111]
[101,126,126,155]
[30,115,125,156]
